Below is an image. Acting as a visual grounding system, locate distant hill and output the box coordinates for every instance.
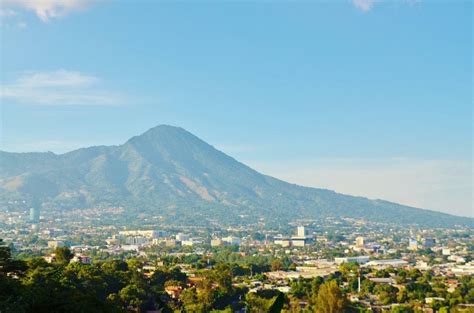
[0,125,471,227]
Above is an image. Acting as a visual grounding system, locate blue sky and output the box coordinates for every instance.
[0,0,472,217]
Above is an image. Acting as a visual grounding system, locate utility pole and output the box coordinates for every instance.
[358,271,361,294]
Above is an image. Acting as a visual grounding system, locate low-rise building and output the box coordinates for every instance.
[47,240,65,249]
[335,256,370,265]
[363,259,408,269]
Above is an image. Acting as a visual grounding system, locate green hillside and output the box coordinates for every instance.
[0,125,471,228]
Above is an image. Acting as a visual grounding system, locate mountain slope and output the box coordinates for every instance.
[0,125,471,227]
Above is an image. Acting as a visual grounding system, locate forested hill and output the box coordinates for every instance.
[0,125,471,228]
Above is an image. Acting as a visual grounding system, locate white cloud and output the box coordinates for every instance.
[352,0,376,12]
[1,69,122,106]
[2,0,95,22]
[0,7,26,28]
[248,158,473,218]
[0,8,18,16]
[17,69,98,87]
[352,0,421,12]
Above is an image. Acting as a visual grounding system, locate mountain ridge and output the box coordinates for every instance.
[0,125,471,227]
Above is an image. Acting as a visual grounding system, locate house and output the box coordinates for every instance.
[164,286,183,299]
[71,254,91,265]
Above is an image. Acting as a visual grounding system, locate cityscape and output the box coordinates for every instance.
[0,199,472,312]
[0,0,472,312]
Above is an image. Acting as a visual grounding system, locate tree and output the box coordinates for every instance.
[397,289,408,303]
[310,276,325,305]
[438,307,449,313]
[180,286,198,306]
[391,305,414,313]
[246,292,275,313]
[269,291,285,313]
[197,275,217,310]
[271,259,283,271]
[0,239,27,312]
[375,285,399,305]
[54,247,73,265]
[290,278,312,299]
[212,263,233,293]
[119,284,147,310]
[315,280,347,313]
[0,239,26,276]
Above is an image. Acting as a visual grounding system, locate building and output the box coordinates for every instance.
[29,206,40,223]
[118,230,162,239]
[291,226,313,247]
[363,259,408,269]
[297,226,307,237]
[44,254,57,263]
[222,236,241,246]
[274,238,291,247]
[106,238,119,245]
[71,254,92,265]
[210,239,223,247]
[31,223,40,233]
[176,233,190,242]
[408,238,418,251]
[48,240,65,249]
[292,238,306,247]
[267,265,338,281]
[164,239,177,247]
[117,230,164,246]
[423,238,436,248]
[165,285,183,299]
[181,240,195,246]
[334,256,370,265]
[355,236,365,248]
[124,236,149,245]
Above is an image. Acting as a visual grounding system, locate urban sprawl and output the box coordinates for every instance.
[1,204,473,313]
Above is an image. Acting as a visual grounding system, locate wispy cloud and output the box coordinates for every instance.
[0,7,26,29]
[1,70,122,106]
[352,0,421,12]
[2,0,95,22]
[352,0,376,12]
[0,8,19,17]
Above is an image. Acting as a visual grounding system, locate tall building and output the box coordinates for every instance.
[29,206,40,223]
[297,226,307,237]
[355,236,365,247]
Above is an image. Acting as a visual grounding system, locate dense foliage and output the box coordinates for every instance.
[1,240,348,313]
[2,240,473,313]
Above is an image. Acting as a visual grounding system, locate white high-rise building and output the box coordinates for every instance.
[297,226,306,237]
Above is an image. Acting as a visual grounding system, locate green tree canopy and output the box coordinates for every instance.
[315,280,347,313]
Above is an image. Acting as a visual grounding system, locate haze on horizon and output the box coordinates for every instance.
[0,0,472,217]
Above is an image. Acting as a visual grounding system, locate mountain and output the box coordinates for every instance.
[0,125,471,227]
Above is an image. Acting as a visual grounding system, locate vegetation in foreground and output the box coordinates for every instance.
[1,240,473,313]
